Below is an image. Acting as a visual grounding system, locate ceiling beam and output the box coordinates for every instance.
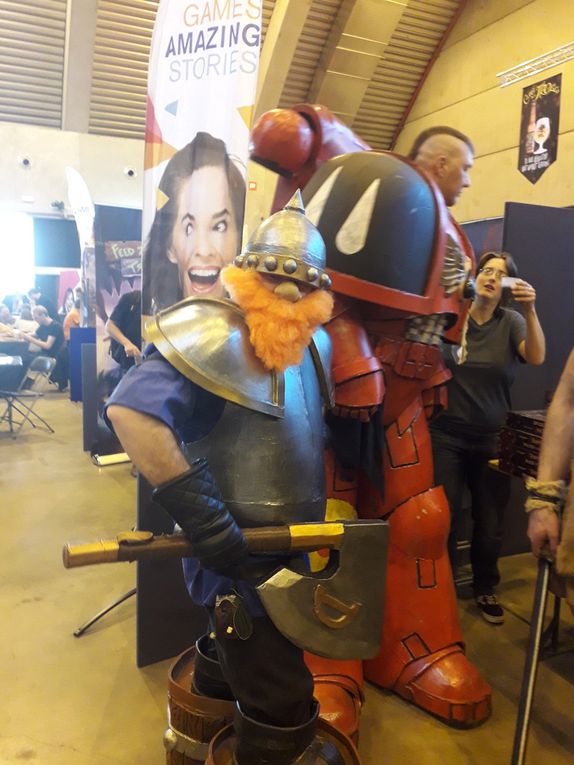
[62,0,99,132]
[309,0,407,123]
[255,0,313,120]
[389,0,468,150]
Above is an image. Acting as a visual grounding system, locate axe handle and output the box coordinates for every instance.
[510,557,551,765]
[63,523,346,569]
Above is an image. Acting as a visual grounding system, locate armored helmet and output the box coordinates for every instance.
[234,190,331,290]
[301,151,474,325]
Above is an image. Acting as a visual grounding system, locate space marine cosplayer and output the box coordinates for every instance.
[302,150,492,726]
[105,193,366,765]
[251,108,491,736]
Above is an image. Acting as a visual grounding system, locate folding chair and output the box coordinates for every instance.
[30,355,59,390]
[0,355,56,438]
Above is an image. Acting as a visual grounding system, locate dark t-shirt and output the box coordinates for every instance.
[109,291,141,369]
[109,291,141,346]
[432,307,526,437]
[36,320,64,357]
[37,296,58,320]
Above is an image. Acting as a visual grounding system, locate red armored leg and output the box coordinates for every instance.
[305,448,364,743]
[363,486,492,726]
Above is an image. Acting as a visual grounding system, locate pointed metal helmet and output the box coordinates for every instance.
[234,190,331,290]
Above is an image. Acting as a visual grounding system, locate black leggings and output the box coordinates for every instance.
[209,607,314,728]
[431,428,511,594]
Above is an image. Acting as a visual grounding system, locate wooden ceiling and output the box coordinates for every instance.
[0,0,465,150]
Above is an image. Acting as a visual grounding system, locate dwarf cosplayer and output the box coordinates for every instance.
[106,193,382,764]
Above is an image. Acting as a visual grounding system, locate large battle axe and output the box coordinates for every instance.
[63,520,388,660]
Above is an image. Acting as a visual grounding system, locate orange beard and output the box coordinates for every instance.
[221,266,333,372]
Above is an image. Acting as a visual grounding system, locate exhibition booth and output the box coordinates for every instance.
[1,1,573,765]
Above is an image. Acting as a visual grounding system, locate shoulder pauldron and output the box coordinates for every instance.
[144,297,284,417]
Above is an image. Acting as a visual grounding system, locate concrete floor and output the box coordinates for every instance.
[1,394,572,765]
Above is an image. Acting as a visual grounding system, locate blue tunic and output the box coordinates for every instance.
[105,346,269,615]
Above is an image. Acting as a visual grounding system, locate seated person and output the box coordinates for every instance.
[18,306,64,359]
[17,306,66,389]
[2,294,23,314]
[28,288,58,321]
[13,306,39,336]
[0,303,15,337]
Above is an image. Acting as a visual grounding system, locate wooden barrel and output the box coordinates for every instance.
[164,646,235,765]
[206,717,363,765]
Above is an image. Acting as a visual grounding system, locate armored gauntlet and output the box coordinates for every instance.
[153,457,248,574]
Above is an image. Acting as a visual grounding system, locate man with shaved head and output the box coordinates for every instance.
[408,126,474,208]
[410,127,479,586]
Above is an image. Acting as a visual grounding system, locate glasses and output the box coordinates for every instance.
[479,266,507,281]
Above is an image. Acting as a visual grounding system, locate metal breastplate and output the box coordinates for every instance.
[146,296,332,527]
[182,347,327,527]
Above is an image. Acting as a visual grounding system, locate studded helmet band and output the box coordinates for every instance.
[233,190,331,290]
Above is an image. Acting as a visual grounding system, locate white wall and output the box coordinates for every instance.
[0,120,277,247]
[394,0,574,223]
[0,122,144,217]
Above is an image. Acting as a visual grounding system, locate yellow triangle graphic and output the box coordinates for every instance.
[144,140,179,171]
[238,104,254,130]
[156,188,170,211]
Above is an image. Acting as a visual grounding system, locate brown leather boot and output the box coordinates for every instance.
[193,633,234,701]
[209,704,362,764]
[233,702,318,764]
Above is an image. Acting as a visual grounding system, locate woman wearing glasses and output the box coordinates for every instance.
[431,251,545,625]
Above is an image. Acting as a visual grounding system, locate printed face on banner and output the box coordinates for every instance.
[142,0,263,314]
[167,165,239,298]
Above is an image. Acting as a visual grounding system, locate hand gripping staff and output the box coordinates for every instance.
[512,477,570,765]
[63,519,388,661]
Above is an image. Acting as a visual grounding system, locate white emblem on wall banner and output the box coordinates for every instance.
[142,0,263,316]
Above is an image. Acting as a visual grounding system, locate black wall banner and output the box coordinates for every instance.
[518,73,561,184]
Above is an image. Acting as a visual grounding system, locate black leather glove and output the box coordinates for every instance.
[152,457,248,575]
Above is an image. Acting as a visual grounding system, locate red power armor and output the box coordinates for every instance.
[250,107,491,737]
[249,103,370,210]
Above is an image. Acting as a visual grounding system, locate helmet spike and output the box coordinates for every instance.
[284,189,305,214]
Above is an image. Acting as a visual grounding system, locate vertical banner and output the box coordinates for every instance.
[142,0,262,316]
[65,167,96,328]
[518,74,561,184]
[92,205,142,456]
[67,170,144,451]
[136,0,263,666]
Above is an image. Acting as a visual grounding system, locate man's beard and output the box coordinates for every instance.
[221,266,333,372]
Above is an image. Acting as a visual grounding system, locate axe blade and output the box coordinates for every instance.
[256,520,388,659]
